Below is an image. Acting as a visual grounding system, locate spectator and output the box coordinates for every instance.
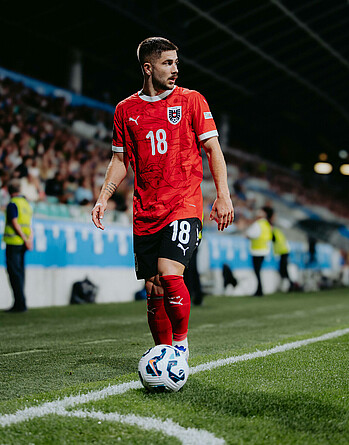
[75,177,93,205]
[45,171,65,202]
[20,172,42,202]
[0,170,10,210]
[233,171,247,201]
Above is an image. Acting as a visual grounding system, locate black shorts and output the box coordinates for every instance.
[134,217,202,280]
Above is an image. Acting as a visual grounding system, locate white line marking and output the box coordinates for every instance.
[189,328,349,374]
[81,339,118,345]
[66,409,225,445]
[1,328,348,429]
[0,381,141,427]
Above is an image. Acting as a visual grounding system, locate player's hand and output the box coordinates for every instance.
[209,195,234,231]
[91,201,107,230]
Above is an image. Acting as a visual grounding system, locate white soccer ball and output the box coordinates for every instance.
[138,344,189,392]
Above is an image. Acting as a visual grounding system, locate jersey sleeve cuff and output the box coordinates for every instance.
[198,130,219,141]
[112,145,125,153]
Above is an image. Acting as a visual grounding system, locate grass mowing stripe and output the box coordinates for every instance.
[1,327,348,428]
[66,409,225,445]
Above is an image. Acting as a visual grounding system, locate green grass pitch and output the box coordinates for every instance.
[0,288,348,444]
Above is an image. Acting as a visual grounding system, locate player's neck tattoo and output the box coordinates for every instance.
[104,181,117,197]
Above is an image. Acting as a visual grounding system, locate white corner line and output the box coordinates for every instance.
[1,328,348,428]
[66,409,225,445]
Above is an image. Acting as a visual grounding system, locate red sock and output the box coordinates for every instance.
[159,275,191,342]
[147,294,172,345]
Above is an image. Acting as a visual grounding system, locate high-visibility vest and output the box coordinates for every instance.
[3,196,32,245]
[250,219,272,252]
[272,227,290,255]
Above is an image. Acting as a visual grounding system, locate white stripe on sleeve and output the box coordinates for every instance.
[198,130,219,141]
[112,145,125,153]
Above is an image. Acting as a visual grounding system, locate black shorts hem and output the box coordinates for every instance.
[134,217,201,280]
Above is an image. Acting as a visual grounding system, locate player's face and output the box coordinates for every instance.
[150,50,179,91]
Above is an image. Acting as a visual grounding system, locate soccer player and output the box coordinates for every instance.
[92,37,234,359]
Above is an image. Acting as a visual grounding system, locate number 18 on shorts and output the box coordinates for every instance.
[133,218,202,279]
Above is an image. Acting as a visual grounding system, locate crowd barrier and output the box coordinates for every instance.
[0,216,339,309]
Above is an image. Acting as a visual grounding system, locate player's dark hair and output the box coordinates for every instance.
[137,37,178,66]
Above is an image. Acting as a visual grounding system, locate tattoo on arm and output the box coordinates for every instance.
[103,182,117,197]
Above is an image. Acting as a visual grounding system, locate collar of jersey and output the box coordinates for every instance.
[138,86,176,102]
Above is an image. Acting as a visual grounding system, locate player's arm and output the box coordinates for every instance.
[202,136,234,231]
[91,152,129,230]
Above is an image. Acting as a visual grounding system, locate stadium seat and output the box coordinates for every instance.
[34,202,51,217]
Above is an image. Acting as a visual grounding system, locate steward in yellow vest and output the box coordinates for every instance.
[272,227,290,255]
[4,196,32,246]
[246,207,273,296]
[3,179,33,313]
[271,226,295,292]
[249,218,273,255]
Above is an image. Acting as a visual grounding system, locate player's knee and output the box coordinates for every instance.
[158,258,185,277]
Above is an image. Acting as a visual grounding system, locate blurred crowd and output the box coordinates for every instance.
[0,77,133,222]
[1,76,348,227]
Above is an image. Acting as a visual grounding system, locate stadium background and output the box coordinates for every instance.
[1,0,349,307]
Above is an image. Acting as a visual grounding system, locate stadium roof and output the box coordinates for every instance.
[1,0,349,176]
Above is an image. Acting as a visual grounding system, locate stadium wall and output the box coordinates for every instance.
[0,216,339,309]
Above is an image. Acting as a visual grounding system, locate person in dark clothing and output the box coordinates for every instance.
[3,179,33,312]
[308,236,317,265]
[245,207,273,296]
[45,172,65,201]
[222,263,238,289]
[184,247,204,306]
[265,207,295,292]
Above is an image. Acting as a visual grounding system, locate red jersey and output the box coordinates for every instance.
[112,86,218,235]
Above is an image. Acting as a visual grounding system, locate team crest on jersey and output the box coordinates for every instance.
[167,106,182,124]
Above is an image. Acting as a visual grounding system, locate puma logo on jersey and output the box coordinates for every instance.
[129,116,140,125]
[177,243,189,255]
[168,296,183,306]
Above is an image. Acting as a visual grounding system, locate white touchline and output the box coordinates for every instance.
[189,328,349,374]
[1,327,348,430]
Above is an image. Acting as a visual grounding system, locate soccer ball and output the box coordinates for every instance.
[138,344,189,392]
